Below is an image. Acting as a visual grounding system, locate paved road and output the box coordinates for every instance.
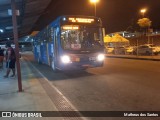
[24,53,160,120]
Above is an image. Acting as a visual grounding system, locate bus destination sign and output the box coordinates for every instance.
[68,18,94,23]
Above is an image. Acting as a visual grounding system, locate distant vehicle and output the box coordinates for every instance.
[0,44,15,49]
[125,46,134,54]
[33,15,105,71]
[114,46,125,54]
[19,42,32,51]
[0,45,5,49]
[105,46,114,54]
[134,44,160,55]
[114,46,134,55]
[156,45,160,52]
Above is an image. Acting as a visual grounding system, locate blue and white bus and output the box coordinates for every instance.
[33,15,105,71]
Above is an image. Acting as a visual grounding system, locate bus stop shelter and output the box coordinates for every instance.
[0,0,52,92]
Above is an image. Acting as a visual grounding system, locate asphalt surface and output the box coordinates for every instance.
[24,53,160,120]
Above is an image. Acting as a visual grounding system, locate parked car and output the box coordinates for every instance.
[134,44,160,55]
[105,46,114,54]
[125,46,134,54]
[156,45,160,52]
[114,46,134,55]
[114,46,126,54]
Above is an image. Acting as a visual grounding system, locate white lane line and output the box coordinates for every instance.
[25,58,89,120]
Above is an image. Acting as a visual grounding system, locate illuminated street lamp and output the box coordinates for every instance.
[90,0,99,16]
[140,8,147,17]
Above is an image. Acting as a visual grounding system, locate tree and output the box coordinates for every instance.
[137,18,152,28]
[137,18,152,44]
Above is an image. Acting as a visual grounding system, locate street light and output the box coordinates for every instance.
[90,0,99,16]
[140,8,147,17]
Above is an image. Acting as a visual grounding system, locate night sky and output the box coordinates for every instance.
[35,0,160,34]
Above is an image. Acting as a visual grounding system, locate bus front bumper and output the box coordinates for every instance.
[58,61,104,70]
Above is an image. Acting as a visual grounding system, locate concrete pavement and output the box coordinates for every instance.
[0,58,62,120]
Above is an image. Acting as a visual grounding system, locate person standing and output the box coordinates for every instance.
[4,43,16,78]
[0,47,4,68]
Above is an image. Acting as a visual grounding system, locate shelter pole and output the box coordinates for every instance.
[136,39,138,56]
[11,0,22,92]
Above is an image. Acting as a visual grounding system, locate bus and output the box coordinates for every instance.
[19,42,33,52]
[33,15,105,71]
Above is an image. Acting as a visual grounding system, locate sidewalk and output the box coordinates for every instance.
[0,58,62,120]
[106,54,160,61]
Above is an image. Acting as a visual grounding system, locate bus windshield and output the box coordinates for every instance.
[61,25,103,50]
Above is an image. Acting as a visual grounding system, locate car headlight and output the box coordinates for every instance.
[97,54,105,61]
[61,55,71,63]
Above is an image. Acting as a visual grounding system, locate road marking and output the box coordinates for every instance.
[24,57,88,120]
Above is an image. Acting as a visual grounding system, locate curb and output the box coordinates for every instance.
[106,56,160,61]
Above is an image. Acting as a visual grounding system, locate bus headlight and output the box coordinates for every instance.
[97,54,105,61]
[61,55,71,63]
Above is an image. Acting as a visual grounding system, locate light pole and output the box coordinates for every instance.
[90,0,99,16]
[140,8,146,18]
[11,0,22,92]
[139,8,151,44]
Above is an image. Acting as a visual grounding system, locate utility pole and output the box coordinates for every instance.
[11,0,22,92]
